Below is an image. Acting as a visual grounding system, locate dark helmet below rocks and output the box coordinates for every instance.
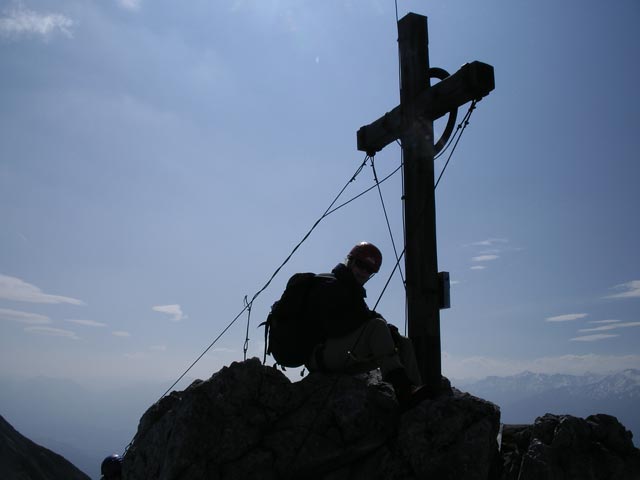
[101,454,123,477]
[348,242,382,273]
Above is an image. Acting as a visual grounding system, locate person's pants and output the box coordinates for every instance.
[307,317,422,385]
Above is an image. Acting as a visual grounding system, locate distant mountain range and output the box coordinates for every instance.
[0,369,637,478]
[456,369,640,446]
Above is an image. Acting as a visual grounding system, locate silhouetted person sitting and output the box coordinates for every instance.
[305,242,429,407]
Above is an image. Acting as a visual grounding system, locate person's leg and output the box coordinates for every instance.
[318,317,405,376]
[395,335,422,385]
[306,318,435,408]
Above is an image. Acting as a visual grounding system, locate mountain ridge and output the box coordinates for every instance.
[457,368,640,446]
[0,413,90,480]
[1,368,638,476]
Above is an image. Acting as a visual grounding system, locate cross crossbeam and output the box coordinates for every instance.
[357,61,494,156]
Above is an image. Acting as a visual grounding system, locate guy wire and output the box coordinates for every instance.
[370,156,405,288]
[374,100,479,312]
[157,154,374,401]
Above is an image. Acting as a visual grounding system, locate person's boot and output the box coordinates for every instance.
[384,368,443,410]
[383,368,420,408]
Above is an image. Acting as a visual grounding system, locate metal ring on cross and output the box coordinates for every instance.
[429,67,458,154]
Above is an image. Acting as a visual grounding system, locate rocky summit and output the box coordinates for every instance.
[123,358,640,480]
[123,358,500,479]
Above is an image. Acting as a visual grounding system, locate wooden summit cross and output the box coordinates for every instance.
[357,13,495,392]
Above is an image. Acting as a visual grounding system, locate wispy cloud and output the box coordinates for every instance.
[472,254,499,262]
[149,345,167,352]
[471,238,509,247]
[24,326,79,340]
[116,0,142,11]
[152,304,187,322]
[112,331,131,337]
[65,319,107,327]
[0,274,84,305]
[605,280,640,299]
[545,313,588,322]
[579,321,640,333]
[588,319,621,325]
[570,333,619,342]
[0,2,73,40]
[467,238,512,271]
[0,307,51,324]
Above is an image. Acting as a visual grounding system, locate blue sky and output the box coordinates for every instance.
[1,0,639,389]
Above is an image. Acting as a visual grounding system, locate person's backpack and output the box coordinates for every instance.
[262,272,334,368]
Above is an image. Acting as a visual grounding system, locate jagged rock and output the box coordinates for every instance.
[397,389,501,479]
[0,414,90,480]
[500,413,640,480]
[123,358,501,479]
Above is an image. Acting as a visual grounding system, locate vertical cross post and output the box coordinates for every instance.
[398,13,442,389]
[356,11,494,393]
